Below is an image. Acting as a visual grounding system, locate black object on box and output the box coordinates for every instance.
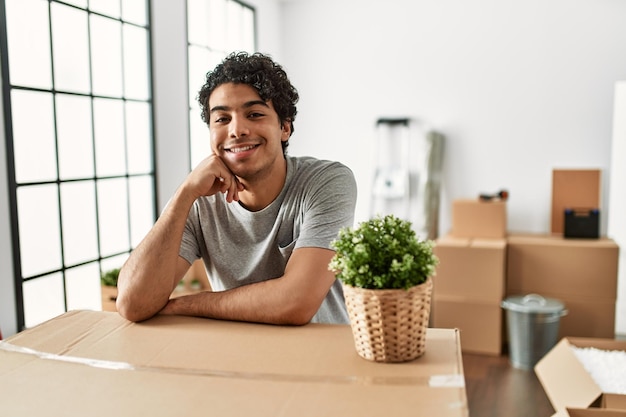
[564,208,599,239]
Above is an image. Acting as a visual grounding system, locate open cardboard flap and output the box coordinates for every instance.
[536,337,626,415]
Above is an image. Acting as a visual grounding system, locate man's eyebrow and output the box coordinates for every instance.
[209,100,269,113]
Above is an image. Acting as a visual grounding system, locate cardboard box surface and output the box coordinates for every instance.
[563,408,626,417]
[552,169,601,234]
[542,293,615,339]
[434,235,506,302]
[507,234,619,300]
[432,296,503,355]
[535,337,626,415]
[451,199,507,239]
[0,311,469,417]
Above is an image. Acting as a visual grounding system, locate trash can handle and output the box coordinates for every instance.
[522,294,546,306]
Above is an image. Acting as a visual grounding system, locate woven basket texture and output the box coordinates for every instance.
[342,277,432,363]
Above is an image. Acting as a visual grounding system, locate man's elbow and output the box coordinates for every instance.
[279,300,319,326]
[116,293,154,323]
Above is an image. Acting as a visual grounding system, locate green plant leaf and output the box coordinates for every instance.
[328,214,438,290]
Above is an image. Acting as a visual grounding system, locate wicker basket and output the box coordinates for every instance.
[342,277,433,363]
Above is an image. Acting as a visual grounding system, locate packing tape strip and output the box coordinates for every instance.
[0,341,465,388]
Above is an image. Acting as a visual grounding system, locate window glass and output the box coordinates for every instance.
[62,0,87,7]
[128,175,155,247]
[60,181,99,266]
[4,0,52,89]
[2,0,154,329]
[241,6,255,52]
[91,14,124,97]
[89,0,121,18]
[226,1,244,52]
[123,24,150,100]
[187,0,210,46]
[188,45,211,108]
[11,90,57,183]
[97,178,130,256]
[66,262,102,311]
[190,108,211,168]
[101,255,128,277]
[51,3,91,93]
[126,101,152,174]
[56,94,94,180]
[122,0,148,26]
[94,98,127,177]
[17,184,62,278]
[187,0,256,169]
[207,0,227,51]
[23,273,65,329]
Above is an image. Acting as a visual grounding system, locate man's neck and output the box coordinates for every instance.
[237,157,288,211]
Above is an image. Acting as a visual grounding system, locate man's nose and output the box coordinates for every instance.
[229,115,250,138]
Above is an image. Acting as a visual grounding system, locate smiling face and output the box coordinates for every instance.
[208,82,291,183]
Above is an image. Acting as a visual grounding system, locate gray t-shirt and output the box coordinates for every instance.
[179,155,357,324]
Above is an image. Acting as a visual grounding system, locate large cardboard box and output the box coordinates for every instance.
[0,310,469,417]
[433,235,506,302]
[432,296,503,355]
[432,235,506,355]
[506,233,618,339]
[560,409,626,417]
[507,234,619,299]
[551,169,601,235]
[451,199,507,239]
[535,337,626,416]
[532,292,616,339]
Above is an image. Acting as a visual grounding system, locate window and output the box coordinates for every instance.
[186,0,255,169]
[0,0,155,329]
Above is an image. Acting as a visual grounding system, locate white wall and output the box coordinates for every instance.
[280,0,626,236]
[278,0,626,333]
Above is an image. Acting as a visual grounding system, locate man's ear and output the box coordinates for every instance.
[281,120,292,139]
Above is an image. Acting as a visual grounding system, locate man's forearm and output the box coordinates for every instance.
[160,279,308,325]
[116,186,197,322]
[159,248,338,325]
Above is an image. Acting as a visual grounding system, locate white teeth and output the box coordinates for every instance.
[228,145,256,153]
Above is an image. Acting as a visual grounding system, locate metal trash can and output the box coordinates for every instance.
[501,294,567,370]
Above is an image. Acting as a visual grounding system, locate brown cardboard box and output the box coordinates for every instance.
[551,169,601,235]
[541,293,615,339]
[506,234,618,339]
[433,235,506,302]
[0,310,469,417]
[432,296,503,355]
[507,234,618,300]
[535,337,626,416]
[562,409,626,417]
[451,199,507,239]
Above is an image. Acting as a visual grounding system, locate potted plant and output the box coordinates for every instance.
[329,214,439,362]
[100,268,120,312]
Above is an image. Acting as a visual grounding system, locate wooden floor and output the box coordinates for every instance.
[462,351,555,417]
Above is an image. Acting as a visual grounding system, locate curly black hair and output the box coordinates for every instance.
[197,52,299,154]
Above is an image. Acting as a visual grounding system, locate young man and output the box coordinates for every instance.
[116,52,357,325]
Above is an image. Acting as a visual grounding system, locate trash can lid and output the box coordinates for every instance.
[501,294,565,314]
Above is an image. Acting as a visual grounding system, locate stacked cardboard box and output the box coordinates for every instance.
[507,234,619,339]
[432,170,620,355]
[506,168,617,340]
[432,199,507,355]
